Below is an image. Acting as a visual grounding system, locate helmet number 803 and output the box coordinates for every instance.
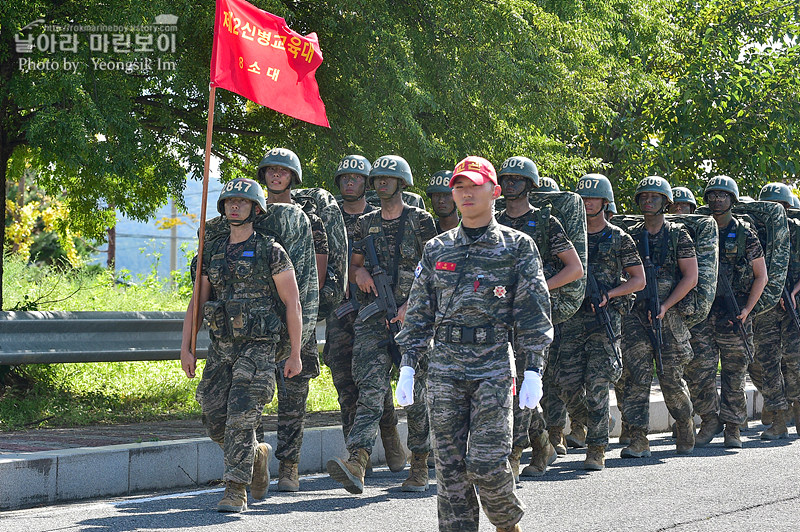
[339,159,365,171]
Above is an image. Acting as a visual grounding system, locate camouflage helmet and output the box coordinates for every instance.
[671,186,697,207]
[575,173,614,203]
[498,156,540,187]
[217,178,267,215]
[759,182,795,205]
[426,170,453,196]
[257,147,302,186]
[334,155,371,188]
[607,201,618,214]
[704,175,739,202]
[369,155,413,187]
[538,176,560,192]
[634,175,673,205]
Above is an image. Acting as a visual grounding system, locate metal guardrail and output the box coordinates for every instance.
[0,311,211,365]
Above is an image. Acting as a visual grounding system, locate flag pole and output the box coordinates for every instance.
[191,85,217,356]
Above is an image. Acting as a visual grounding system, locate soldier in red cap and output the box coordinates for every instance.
[395,156,553,532]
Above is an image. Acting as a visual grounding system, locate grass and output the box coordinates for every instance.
[0,255,341,431]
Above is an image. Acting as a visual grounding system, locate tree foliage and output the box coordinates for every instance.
[2,0,799,308]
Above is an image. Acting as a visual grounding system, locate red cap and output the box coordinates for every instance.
[450,156,498,187]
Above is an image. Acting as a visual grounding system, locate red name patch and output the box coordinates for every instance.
[435,262,457,271]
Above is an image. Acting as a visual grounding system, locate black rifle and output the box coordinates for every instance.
[782,285,800,334]
[586,264,622,367]
[334,239,361,319]
[717,265,754,363]
[640,231,664,374]
[355,234,402,368]
[276,359,288,401]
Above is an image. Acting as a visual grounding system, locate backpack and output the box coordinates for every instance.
[201,203,319,360]
[612,214,718,328]
[697,201,789,315]
[293,188,348,320]
[527,191,588,325]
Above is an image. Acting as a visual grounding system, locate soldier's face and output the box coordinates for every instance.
[263,165,293,190]
[582,197,606,217]
[669,202,694,214]
[430,191,455,217]
[224,197,253,221]
[373,176,400,199]
[452,177,500,217]
[500,174,528,199]
[706,191,732,214]
[637,192,666,214]
[339,173,366,200]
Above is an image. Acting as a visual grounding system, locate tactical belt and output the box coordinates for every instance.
[435,325,508,345]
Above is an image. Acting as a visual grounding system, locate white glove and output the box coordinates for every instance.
[518,371,543,410]
[396,366,415,407]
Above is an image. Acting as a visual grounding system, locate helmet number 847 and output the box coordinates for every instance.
[223,180,252,193]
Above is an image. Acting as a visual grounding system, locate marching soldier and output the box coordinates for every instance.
[257,148,326,491]
[327,155,437,494]
[495,156,583,478]
[557,174,645,470]
[323,155,406,473]
[426,170,460,233]
[180,179,303,512]
[752,183,796,439]
[685,176,768,448]
[669,187,697,215]
[395,156,552,532]
[619,176,698,458]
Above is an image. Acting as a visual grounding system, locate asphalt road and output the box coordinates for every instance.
[2,429,798,532]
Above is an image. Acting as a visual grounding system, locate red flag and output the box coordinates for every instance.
[210,0,330,127]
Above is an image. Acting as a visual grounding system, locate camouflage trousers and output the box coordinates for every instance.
[348,315,430,455]
[685,305,753,425]
[512,346,552,448]
[273,336,321,462]
[428,374,524,532]
[750,304,793,412]
[196,338,276,484]
[554,309,622,447]
[541,332,589,430]
[619,307,694,431]
[322,311,398,441]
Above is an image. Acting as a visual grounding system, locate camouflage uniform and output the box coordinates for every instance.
[273,208,326,463]
[751,216,800,414]
[555,224,641,447]
[347,206,437,455]
[685,217,763,424]
[496,208,575,449]
[196,233,293,484]
[322,203,399,441]
[396,218,553,532]
[620,222,695,432]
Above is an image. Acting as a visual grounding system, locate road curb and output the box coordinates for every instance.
[0,385,762,510]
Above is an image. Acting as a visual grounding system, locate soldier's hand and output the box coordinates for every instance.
[780,297,787,312]
[355,268,378,297]
[519,371,543,410]
[390,302,408,326]
[591,293,609,313]
[284,356,302,379]
[180,348,196,379]
[736,307,750,322]
[396,366,415,407]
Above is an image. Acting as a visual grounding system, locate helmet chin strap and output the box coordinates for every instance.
[501,181,531,201]
[266,183,291,196]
